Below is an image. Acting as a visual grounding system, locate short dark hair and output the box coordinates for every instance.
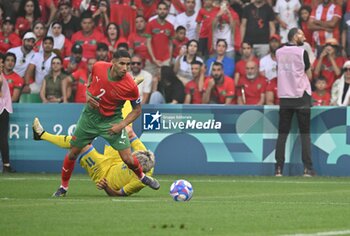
[4,52,17,63]
[176,25,186,32]
[216,39,227,48]
[113,49,131,59]
[314,76,327,83]
[157,1,168,9]
[51,56,63,64]
[117,42,129,50]
[97,42,108,51]
[287,28,299,42]
[80,10,93,20]
[212,61,223,68]
[191,60,203,66]
[43,36,54,44]
[241,41,253,48]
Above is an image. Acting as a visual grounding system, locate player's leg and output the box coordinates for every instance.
[126,126,147,151]
[33,117,71,148]
[54,111,98,197]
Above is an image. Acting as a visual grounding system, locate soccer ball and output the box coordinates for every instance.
[169,179,193,202]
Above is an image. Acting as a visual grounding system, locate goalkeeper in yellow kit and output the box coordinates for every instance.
[32,117,155,197]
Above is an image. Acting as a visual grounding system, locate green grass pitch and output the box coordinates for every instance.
[1,174,350,236]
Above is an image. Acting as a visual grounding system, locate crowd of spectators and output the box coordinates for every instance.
[1,0,350,106]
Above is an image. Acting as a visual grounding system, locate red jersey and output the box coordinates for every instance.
[196,7,219,38]
[4,71,24,97]
[101,37,129,60]
[237,75,267,105]
[172,37,189,58]
[71,29,106,59]
[313,56,346,91]
[87,62,140,117]
[310,3,342,45]
[134,0,159,21]
[70,68,89,103]
[33,38,43,52]
[15,17,31,36]
[39,0,53,23]
[128,32,151,61]
[266,77,279,105]
[312,91,330,106]
[185,80,202,104]
[235,57,260,78]
[145,19,175,62]
[203,76,235,104]
[301,21,313,46]
[0,32,21,54]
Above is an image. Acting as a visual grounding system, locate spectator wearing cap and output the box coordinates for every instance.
[0,16,22,54]
[57,0,81,40]
[331,61,350,106]
[70,10,106,59]
[234,41,259,85]
[23,36,57,94]
[96,42,109,62]
[274,0,301,44]
[15,0,42,37]
[313,38,346,91]
[259,34,281,81]
[63,43,87,74]
[47,21,72,58]
[308,0,342,49]
[7,31,36,78]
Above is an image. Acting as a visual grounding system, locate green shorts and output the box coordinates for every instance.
[70,106,130,150]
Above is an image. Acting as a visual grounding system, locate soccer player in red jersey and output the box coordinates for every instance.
[52,50,160,197]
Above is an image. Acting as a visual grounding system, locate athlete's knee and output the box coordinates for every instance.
[69,147,82,160]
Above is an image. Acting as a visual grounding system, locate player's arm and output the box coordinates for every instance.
[108,100,142,135]
[96,178,126,197]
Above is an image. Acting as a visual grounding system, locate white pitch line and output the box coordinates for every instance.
[281,229,350,236]
[1,177,350,185]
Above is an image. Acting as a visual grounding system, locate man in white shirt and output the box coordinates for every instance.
[259,34,281,81]
[174,0,198,40]
[274,0,301,43]
[7,32,36,78]
[130,55,153,104]
[23,36,57,94]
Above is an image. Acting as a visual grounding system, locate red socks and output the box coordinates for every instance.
[61,154,76,189]
[128,155,144,179]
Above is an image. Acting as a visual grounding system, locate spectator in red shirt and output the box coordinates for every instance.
[237,60,267,105]
[63,57,96,103]
[202,61,235,104]
[135,0,159,21]
[38,0,57,27]
[101,23,128,60]
[313,38,346,91]
[172,26,189,60]
[63,43,87,74]
[32,21,46,52]
[128,15,151,65]
[196,0,218,58]
[96,43,109,62]
[308,0,342,49]
[312,76,330,106]
[2,52,24,102]
[234,41,259,85]
[298,5,313,47]
[92,0,110,34]
[15,0,42,37]
[145,1,175,76]
[265,77,278,105]
[184,61,205,104]
[70,10,106,59]
[0,16,21,54]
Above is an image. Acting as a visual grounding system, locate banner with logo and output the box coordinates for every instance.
[7,104,350,176]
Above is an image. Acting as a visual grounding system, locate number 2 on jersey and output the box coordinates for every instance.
[96,89,106,98]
